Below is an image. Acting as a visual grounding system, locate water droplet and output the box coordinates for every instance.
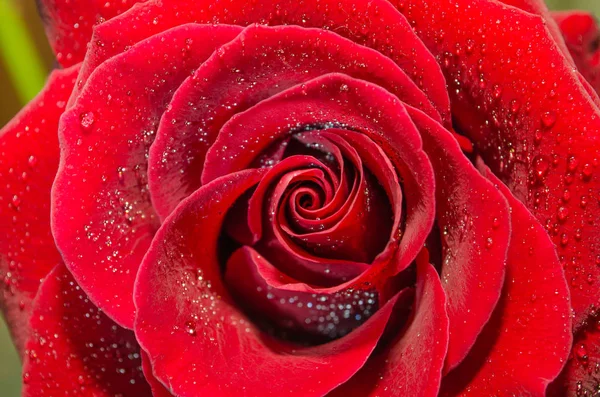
[533,155,550,180]
[27,155,37,168]
[184,320,197,336]
[567,156,579,172]
[80,112,95,131]
[492,217,500,229]
[576,344,588,362]
[492,85,502,100]
[541,111,556,129]
[582,163,593,181]
[510,99,521,113]
[557,207,569,222]
[117,167,126,183]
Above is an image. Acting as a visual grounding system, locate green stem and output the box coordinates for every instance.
[0,0,47,104]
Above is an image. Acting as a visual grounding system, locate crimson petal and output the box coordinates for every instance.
[330,261,448,397]
[408,107,510,372]
[74,0,450,123]
[22,264,151,396]
[496,0,573,63]
[398,0,600,330]
[441,166,572,396]
[0,65,78,353]
[135,170,402,396]
[52,24,242,328]
[36,0,142,67]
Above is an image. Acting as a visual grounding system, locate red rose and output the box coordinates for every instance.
[2,0,599,395]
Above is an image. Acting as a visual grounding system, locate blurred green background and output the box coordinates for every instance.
[0,0,599,395]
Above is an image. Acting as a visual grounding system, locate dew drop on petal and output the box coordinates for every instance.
[533,155,550,180]
[80,112,96,131]
[575,344,588,362]
[184,320,197,337]
[27,155,37,168]
[541,111,557,129]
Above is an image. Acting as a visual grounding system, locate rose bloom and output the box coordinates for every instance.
[2,0,600,395]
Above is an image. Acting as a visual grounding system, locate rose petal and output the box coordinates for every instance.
[0,65,78,353]
[135,169,402,396]
[398,0,600,330]
[75,0,449,122]
[22,264,151,396]
[330,261,449,397]
[496,0,574,64]
[408,107,510,372]
[52,24,242,328]
[553,11,600,94]
[36,0,142,66]
[149,23,441,219]
[440,166,572,396]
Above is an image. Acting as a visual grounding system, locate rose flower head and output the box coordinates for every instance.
[2,0,600,395]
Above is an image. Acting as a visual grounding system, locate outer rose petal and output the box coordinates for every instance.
[491,2,600,110]
[553,11,600,94]
[0,65,78,354]
[22,264,151,396]
[397,0,600,330]
[73,0,450,123]
[441,167,572,396]
[330,261,448,397]
[496,0,574,64]
[408,108,510,372]
[52,24,242,328]
[135,170,403,396]
[36,0,142,66]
